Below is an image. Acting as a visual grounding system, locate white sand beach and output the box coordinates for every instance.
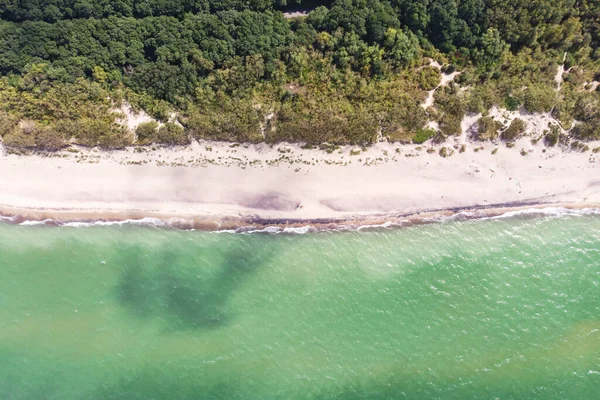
[1,136,599,229]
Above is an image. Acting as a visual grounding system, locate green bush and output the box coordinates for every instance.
[434,86,466,136]
[135,121,159,144]
[382,97,428,142]
[504,96,521,111]
[269,96,379,145]
[523,85,556,113]
[563,67,588,87]
[54,118,131,149]
[156,123,189,146]
[551,101,574,130]
[34,126,66,150]
[2,127,35,148]
[1,120,64,150]
[477,116,500,140]
[467,85,498,114]
[438,114,462,136]
[412,128,436,144]
[185,100,263,143]
[67,119,112,147]
[544,124,560,146]
[572,122,600,140]
[439,146,450,157]
[501,118,527,141]
[417,67,441,91]
[97,125,132,149]
[571,141,590,152]
[0,112,19,138]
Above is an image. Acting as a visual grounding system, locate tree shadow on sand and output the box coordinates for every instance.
[116,239,275,330]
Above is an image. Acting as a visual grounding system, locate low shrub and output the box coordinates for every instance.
[501,118,526,141]
[438,114,462,136]
[2,121,65,150]
[504,96,521,111]
[551,101,574,130]
[412,128,436,144]
[477,116,500,140]
[52,117,131,149]
[523,85,556,113]
[35,127,66,151]
[434,86,466,136]
[417,66,441,91]
[439,146,453,157]
[467,85,498,114]
[135,121,159,144]
[2,128,35,148]
[97,125,132,149]
[544,124,560,146]
[572,122,600,140]
[156,123,189,146]
[0,112,19,138]
[570,141,590,152]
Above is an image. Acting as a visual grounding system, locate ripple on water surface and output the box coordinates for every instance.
[0,214,599,399]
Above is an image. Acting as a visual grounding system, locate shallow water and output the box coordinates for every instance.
[0,215,599,399]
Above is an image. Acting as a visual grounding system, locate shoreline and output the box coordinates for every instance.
[2,202,599,232]
[2,135,599,231]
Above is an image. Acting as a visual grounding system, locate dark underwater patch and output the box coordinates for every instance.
[116,239,274,330]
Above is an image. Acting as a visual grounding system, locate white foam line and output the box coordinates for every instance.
[15,217,169,228]
[217,225,315,235]
[19,219,55,226]
[488,207,600,220]
[64,217,168,227]
[282,226,312,234]
[356,221,395,231]
[243,226,283,234]
[419,207,600,224]
[5,207,600,232]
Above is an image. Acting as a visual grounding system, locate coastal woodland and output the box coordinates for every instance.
[0,0,600,149]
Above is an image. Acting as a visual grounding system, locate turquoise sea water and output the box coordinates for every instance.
[0,214,599,399]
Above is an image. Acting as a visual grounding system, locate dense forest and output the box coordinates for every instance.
[0,0,599,150]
